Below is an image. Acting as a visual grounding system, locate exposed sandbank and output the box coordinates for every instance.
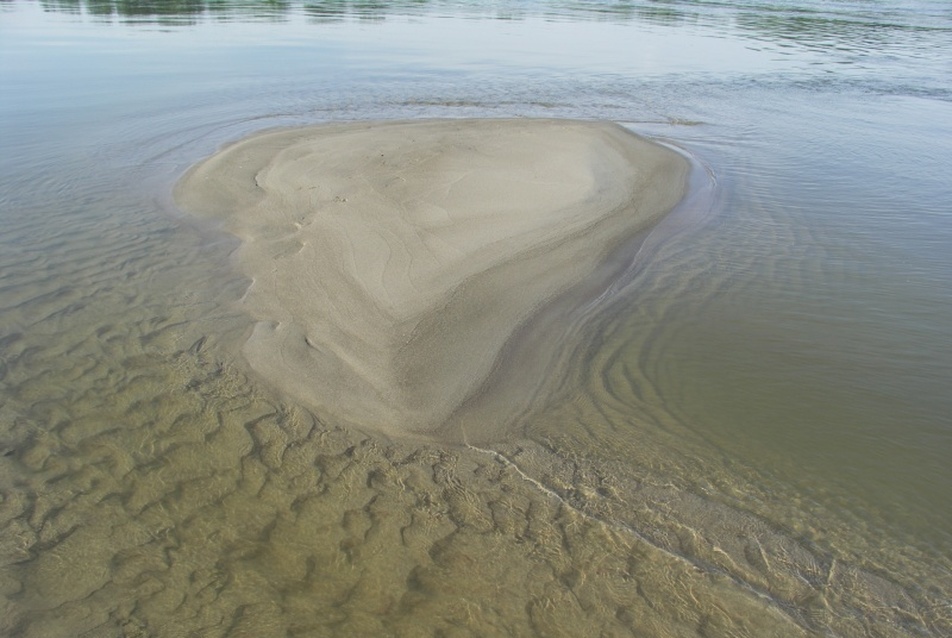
[175,119,688,438]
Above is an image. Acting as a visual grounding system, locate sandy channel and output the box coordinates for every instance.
[175,119,688,439]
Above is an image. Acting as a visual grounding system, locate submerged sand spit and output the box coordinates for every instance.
[175,119,688,438]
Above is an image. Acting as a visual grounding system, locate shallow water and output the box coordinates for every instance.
[2,1,951,636]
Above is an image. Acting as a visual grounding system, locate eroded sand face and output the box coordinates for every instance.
[175,119,688,438]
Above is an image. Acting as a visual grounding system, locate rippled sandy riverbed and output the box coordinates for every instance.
[2,1,951,636]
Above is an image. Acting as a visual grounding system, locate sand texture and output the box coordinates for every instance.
[175,119,688,438]
[4,119,948,638]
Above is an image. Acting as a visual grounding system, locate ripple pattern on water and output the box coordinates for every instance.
[3,1,952,636]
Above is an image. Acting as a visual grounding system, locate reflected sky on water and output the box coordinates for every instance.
[2,1,951,636]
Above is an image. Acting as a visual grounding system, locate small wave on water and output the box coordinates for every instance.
[2,1,952,636]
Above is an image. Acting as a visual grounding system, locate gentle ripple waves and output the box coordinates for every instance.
[1,1,951,636]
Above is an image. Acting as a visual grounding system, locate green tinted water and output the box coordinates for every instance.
[2,1,951,636]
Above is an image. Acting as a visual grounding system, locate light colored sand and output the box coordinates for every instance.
[174,119,688,437]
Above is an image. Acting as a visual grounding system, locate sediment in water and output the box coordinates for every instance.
[174,119,689,439]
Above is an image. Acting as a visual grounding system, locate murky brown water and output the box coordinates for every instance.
[2,1,951,636]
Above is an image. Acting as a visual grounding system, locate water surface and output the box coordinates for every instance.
[2,1,951,636]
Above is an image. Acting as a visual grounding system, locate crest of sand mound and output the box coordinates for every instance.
[175,119,687,439]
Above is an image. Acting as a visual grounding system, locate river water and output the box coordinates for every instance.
[1,1,951,636]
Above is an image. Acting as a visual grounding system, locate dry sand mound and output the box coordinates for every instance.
[175,119,688,439]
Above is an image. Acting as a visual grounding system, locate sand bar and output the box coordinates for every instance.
[175,119,688,438]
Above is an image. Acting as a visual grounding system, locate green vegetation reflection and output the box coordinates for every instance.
[36,0,940,55]
[36,0,704,25]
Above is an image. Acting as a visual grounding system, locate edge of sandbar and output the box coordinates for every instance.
[174,118,690,440]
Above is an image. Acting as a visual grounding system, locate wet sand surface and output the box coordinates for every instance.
[174,119,688,441]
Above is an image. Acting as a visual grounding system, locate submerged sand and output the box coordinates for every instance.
[175,119,688,438]
[8,119,948,638]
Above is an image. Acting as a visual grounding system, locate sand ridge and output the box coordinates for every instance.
[174,119,689,438]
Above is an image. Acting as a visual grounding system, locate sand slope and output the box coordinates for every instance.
[175,119,688,438]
